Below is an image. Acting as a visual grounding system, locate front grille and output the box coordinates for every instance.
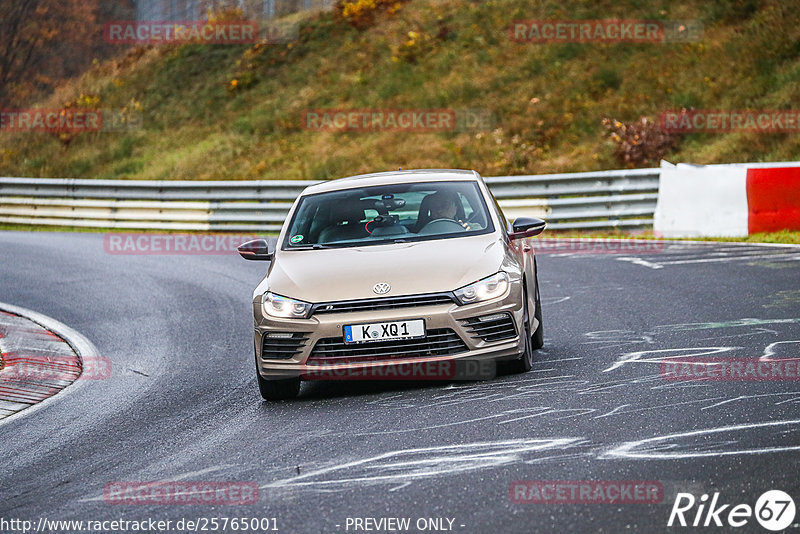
[311,293,456,316]
[261,332,309,360]
[461,313,517,342]
[308,328,468,363]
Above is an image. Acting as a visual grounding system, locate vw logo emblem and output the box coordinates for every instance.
[373,282,391,295]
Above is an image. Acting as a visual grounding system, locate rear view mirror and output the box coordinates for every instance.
[238,239,273,261]
[374,198,406,212]
[509,217,546,240]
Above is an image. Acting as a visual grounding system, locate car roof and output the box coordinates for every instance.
[300,169,482,195]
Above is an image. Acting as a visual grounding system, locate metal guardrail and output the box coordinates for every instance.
[0,168,660,231]
[485,168,659,230]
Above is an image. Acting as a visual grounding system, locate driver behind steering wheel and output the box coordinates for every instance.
[427,192,472,230]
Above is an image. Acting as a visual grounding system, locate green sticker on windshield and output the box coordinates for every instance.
[290,235,304,243]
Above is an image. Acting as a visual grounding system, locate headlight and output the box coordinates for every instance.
[454,272,510,304]
[263,292,312,319]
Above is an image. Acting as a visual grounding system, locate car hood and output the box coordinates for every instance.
[264,234,506,303]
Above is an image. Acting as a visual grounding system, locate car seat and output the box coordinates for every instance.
[318,199,368,243]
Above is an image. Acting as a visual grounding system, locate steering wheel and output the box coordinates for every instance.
[419,218,467,234]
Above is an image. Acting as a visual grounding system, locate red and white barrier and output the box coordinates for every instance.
[654,161,800,237]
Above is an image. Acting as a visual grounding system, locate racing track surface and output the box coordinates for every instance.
[1,231,800,533]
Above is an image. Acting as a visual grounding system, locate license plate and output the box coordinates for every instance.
[343,319,425,344]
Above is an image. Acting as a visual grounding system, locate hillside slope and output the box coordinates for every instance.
[1,0,799,180]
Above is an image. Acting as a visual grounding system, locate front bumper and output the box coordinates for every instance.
[253,283,528,380]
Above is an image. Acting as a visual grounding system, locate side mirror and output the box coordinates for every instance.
[509,217,546,240]
[238,239,273,261]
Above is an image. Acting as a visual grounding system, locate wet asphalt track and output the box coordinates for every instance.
[1,231,800,533]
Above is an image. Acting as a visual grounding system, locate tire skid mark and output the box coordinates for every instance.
[262,438,584,490]
[601,419,800,460]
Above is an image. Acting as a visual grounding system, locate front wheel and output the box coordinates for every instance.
[255,346,300,400]
[509,286,534,374]
[531,272,544,350]
[257,372,301,400]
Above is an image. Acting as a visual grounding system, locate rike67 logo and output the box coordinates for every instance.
[668,490,796,531]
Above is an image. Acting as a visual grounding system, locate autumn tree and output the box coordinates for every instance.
[0,0,134,106]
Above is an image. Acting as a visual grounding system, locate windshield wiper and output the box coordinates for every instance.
[291,243,357,250]
[292,239,414,250]
[290,244,333,250]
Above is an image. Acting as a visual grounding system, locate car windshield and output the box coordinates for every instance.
[282,180,494,249]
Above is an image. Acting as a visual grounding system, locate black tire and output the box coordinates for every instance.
[509,285,534,374]
[257,372,301,400]
[531,271,544,350]
[255,348,300,400]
